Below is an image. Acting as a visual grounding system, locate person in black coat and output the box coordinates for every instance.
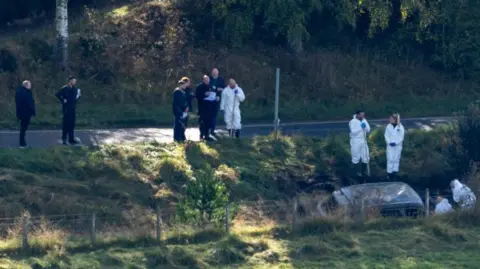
[55,76,81,145]
[173,77,190,142]
[196,75,216,141]
[15,80,35,148]
[184,79,195,113]
[209,68,226,137]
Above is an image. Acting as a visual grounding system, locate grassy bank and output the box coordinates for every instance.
[0,126,462,219]
[1,215,480,269]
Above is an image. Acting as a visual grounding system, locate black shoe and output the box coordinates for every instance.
[235,130,240,138]
[69,140,80,146]
[205,136,215,142]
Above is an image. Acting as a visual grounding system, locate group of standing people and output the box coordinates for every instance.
[348,110,404,180]
[172,68,246,142]
[15,76,81,148]
[350,110,477,213]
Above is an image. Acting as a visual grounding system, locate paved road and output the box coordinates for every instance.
[0,117,453,148]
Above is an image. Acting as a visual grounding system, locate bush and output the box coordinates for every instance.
[458,103,480,167]
[177,169,229,225]
[0,49,17,73]
[28,38,53,63]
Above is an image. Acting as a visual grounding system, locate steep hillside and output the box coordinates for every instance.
[0,1,477,129]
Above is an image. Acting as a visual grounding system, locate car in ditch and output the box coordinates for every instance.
[331,182,425,217]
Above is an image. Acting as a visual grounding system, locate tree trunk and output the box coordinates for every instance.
[56,0,69,71]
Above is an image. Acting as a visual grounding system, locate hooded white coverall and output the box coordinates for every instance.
[349,115,371,164]
[384,123,405,173]
[451,179,477,209]
[220,85,245,130]
[435,198,453,215]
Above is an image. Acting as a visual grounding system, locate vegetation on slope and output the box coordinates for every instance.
[0,124,466,219]
[0,0,479,128]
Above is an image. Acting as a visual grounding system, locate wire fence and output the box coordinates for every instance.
[0,188,476,252]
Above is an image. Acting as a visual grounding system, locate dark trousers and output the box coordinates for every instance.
[174,116,187,142]
[19,117,31,146]
[211,104,219,133]
[62,111,76,142]
[199,102,215,139]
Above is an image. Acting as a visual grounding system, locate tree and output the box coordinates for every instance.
[56,0,69,71]
[177,170,229,225]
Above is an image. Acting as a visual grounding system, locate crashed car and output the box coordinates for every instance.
[332,182,425,217]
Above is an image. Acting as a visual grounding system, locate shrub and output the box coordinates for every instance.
[0,48,17,73]
[458,103,480,168]
[177,169,229,225]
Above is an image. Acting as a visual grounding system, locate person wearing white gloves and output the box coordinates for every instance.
[349,110,371,177]
[384,113,405,181]
[450,179,477,210]
[220,78,245,138]
[434,196,454,215]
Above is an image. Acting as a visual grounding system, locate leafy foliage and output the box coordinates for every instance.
[177,169,229,225]
[458,103,480,170]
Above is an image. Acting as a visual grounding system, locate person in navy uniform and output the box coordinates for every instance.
[172,77,190,142]
[209,68,226,137]
[15,80,35,148]
[56,76,81,145]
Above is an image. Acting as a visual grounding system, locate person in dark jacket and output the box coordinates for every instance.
[184,79,195,113]
[196,75,216,141]
[55,76,81,145]
[15,80,35,148]
[209,68,226,137]
[173,77,190,142]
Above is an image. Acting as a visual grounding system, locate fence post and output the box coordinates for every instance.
[274,68,280,138]
[90,213,96,245]
[156,206,162,242]
[360,198,365,223]
[292,197,298,234]
[21,214,29,251]
[225,201,230,234]
[425,188,430,217]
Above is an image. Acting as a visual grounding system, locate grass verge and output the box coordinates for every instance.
[1,213,480,269]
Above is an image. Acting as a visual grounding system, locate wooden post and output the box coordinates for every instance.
[274,68,280,139]
[90,213,96,245]
[425,188,430,217]
[225,201,230,234]
[360,198,365,223]
[292,197,298,233]
[156,206,162,241]
[21,214,29,250]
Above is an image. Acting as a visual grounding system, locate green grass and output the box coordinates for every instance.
[0,94,474,129]
[0,126,461,219]
[1,215,480,268]
[0,0,478,130]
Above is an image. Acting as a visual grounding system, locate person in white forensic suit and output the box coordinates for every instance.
[220,78,245,138]
[450,179,477,210]
[384,113,405,181]
[434,196,453,215]
[349,110,371,177]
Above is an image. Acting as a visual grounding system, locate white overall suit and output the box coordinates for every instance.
[220,85,245,130]
[434,198,453,215]
[384,123,405,173]
[451,179,477,209]
[349,115,371,164]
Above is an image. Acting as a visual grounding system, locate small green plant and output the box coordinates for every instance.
[177,169,229,225]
